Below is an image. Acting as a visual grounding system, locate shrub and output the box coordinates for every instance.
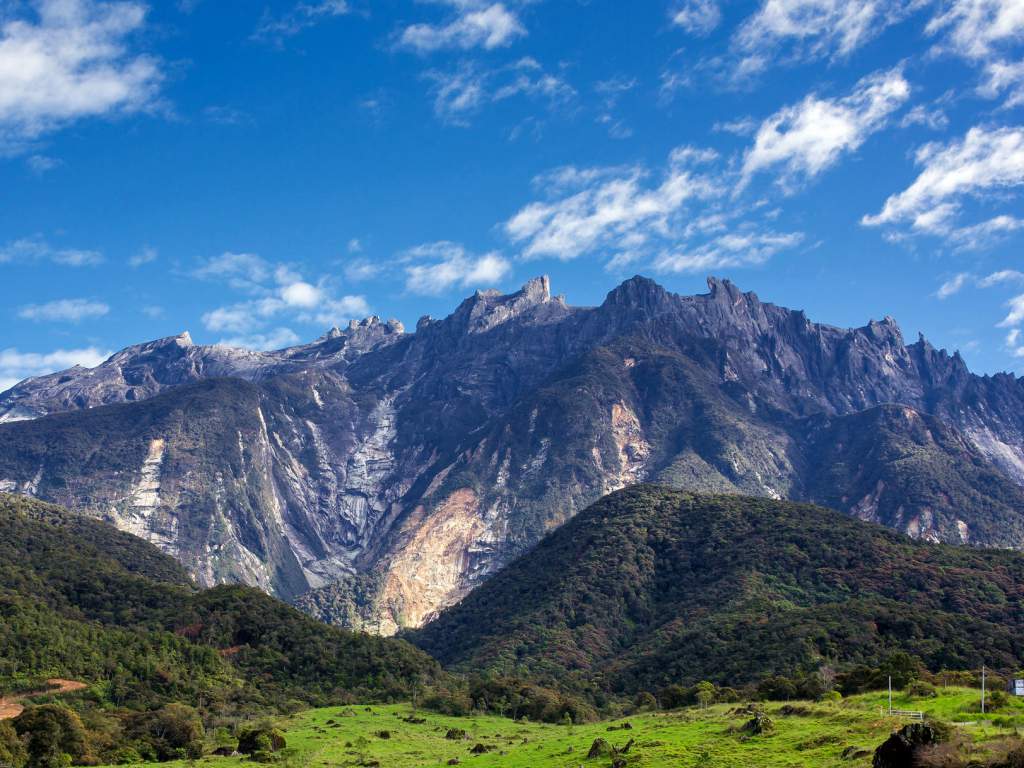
[906,681,938,699]
[237,727,286,756]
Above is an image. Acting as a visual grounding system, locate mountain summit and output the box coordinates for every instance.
[1,275,1022,633]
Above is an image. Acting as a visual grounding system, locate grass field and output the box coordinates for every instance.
[118,687,1024,768]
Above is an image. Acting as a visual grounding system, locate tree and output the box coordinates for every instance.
[695,681,716,710]
[14,705,87,768]
[143,704,205,761]
[0,721,27,768]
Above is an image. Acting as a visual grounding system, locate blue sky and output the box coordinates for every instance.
[2,0,1024,390]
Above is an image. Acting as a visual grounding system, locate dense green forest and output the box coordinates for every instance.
[411,486,1024,703]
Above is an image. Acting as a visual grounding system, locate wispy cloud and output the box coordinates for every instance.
[862,125,1024,239]
[730,0,918,79]
[18,298,110,322]
[504,144,804,273]
[0,236,103,266]
[506,148,723,262]
[740,67,910,191]
[425,58,574,125]
[936,272,972,298]
[978,58,1024,108]
[925,0,1024,61]
[252,0,351,46]
[653,230,804,273]
[396,2,526,54]
[670,0,721,36]
[0,0,162,153]
[129,245,157,267]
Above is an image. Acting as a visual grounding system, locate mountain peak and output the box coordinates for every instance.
[603,275,671,310]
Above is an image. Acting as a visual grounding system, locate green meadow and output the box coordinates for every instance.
[123,687,1024,768]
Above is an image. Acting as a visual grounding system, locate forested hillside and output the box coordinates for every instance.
[0,493,442,764]
[412,486,1024,700]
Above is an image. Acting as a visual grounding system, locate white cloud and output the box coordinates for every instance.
[18,297,109,322]
[862,126,1024,236]
[0,346,111,392]
[195,251,369,339]
[506,147,723,261]
[732,0,917,77]
[0,0,162,151]
[129,245,157,267]
[398,2,526,53]
[652,230,804,273]
[280,281,323,309]
[402,242,511,295]
[926,0,1024,61]
[252,0,350,45]
[741,67,910,190]
[0,236,102,266]
[936,272,972,298]
[217,327,302,352]
[671,0,721,35]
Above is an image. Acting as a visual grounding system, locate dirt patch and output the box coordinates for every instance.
[0,679,87,720]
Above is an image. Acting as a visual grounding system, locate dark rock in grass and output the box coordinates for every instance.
[469,743,493,754]
[841,745,871,760]
[445,728,467,740]
[778,705,812,717]
[742,712,774,735]
[872,723,941,768]
[587,738,612,759]
[606,722,633,731]
[446,759,460,765]
[403,716,427,724]
[375,730,391,739]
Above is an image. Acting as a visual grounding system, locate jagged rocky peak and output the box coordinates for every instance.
[346,315,404,334]
[453,275,568,333]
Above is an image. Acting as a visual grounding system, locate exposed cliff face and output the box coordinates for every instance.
[2,275,1023,633]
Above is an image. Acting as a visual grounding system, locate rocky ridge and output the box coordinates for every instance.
[1,275,1022,633]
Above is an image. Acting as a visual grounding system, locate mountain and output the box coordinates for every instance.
[410,486,1024,696]
[0,492,440,710]
[1,276,1023,632]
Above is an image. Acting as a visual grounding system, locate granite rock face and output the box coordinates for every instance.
[1,275,1023,632]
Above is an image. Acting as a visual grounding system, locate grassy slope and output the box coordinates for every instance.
[411,486,1024,696]
[103,687,1024,768]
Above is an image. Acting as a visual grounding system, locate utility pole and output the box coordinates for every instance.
[888,676,893,716]
[981,666,986,715]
